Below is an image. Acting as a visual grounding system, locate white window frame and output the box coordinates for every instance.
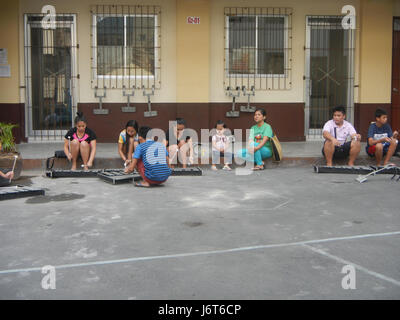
[92,14,159,80]
[225,14,289,78]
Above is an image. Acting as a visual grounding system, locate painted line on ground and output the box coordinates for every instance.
[303,244,400,287]
[0,230,399,276]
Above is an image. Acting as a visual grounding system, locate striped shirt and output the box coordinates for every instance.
[133,140,171,181]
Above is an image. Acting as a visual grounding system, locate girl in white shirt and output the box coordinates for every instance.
[211,120,233,171]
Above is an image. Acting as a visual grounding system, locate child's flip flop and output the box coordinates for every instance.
[135,182,150,188]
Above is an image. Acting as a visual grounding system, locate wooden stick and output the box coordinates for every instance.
[10,155,18,183]
[68,136,71,162]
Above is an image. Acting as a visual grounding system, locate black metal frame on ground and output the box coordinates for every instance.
[98,169,141,185]
[46,169,104,178]
[45,167,203,179]
[170,167,202,176]
[0,186,45,201]
[314,165,400,175]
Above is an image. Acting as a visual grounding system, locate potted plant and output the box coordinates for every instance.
[0,122,22,180]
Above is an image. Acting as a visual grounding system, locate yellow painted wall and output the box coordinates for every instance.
[0,1,20,104]
[394,0,400,16]
[18,0,177,104]
[359,0,393,103]
[176,0,210,102]
[14,0,396,107]
[210,0,361,103]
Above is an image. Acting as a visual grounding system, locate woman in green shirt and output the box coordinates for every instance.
[237,108,273,170]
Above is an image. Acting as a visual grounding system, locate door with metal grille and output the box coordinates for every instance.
[305,16,355,139]
[392,18,400,130]
[24,15,77,140]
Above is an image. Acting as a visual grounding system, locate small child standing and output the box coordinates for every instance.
[366,108,399,166]
[125,126,171,187]
[211,120,232,171]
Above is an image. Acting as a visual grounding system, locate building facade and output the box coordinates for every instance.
[0,0,399,143]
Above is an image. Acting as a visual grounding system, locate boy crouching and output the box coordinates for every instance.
[125,126,172,188]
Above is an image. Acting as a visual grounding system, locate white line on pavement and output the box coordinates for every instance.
[0,230,399,276]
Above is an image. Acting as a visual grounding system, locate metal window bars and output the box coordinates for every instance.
[224,7,292,91]
[24,14,77,141]
[90,5,161,90]
[304,16,355,139]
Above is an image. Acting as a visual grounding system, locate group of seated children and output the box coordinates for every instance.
[2,106,397,188]
[62,108,277,183]
[63,112,171,187]
[58,106,398,187]
[321,106,399,167]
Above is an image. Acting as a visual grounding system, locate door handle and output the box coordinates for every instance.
[393,88,399,92]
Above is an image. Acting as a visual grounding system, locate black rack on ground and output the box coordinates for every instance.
[0,186,45,201]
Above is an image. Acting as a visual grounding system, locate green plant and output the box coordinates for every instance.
[0,122,18,153]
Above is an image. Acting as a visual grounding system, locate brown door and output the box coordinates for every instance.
[392,18,400,131]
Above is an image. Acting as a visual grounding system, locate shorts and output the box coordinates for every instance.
[0,169,11,187]
[322,141,352,159]
[366,142,390,157]
[137,159,167,185]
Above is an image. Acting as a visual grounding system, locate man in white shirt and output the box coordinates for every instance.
[322,106,361,166]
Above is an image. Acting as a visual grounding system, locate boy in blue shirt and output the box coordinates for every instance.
[125,126,171,187]
[366,109,399,166]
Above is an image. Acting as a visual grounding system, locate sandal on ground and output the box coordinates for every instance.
[252,165,265,171]
[384,163,396,167]
[135,181,150,188]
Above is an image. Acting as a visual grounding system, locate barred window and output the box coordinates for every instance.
[91,5,161,89]
[224,7,292,90]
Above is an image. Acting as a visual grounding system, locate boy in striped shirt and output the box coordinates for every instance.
[125,126,171,187]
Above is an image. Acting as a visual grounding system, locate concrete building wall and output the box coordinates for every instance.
[209,0,361,104]
[0,0,397,142]
[0,1,20,104]
[17,0,177,104]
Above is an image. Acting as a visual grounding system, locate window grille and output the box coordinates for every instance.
[224,7,292,91]
[24,14,77,140]
[304,16,355,138]
[91,5,161,89]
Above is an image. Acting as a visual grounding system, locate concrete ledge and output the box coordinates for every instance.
[21,155,400,172]
[16,141,400,171]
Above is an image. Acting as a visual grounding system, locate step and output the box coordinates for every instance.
[15,141,400,171]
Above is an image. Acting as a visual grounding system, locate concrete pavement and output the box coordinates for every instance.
[0,167,399,299]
